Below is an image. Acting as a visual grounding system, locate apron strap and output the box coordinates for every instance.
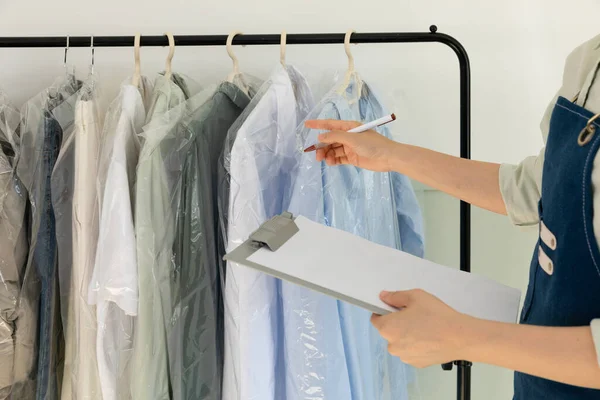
[576,52,600,107]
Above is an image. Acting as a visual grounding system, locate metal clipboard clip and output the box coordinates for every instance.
[249,212,299,251]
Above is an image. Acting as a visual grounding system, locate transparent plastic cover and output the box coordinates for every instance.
[220,70,424,400]
[0,91,27,400]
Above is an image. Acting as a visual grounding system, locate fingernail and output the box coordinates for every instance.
[380,290,390,299]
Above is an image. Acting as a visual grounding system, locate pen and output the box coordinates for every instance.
[303,113,396,153]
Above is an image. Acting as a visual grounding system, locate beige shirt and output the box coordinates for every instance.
[499,33,600,366]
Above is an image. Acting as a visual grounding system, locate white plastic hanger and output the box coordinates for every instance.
[164,32,175,80]
[338,30,362,99]
[226,31,250,95]
[132,33,141,87]
[226,31,242,82]
[280,30,287,66]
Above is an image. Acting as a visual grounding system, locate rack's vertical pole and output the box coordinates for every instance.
[430,25,472,400]
[454,26,472,400]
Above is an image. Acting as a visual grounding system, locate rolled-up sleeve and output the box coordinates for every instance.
[499,146,546,227]
[592,320,600,366]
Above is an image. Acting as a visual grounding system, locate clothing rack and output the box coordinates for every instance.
[0,25,472,400]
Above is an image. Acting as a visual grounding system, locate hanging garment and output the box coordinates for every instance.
[221,63,314,400]
[0,93,27,400]
[14,75,81,400]
[88,78,152,400]
[131,74,191,400]
[170,80,255,400]
[58,79,104,400]
[51,81,97,400]
[283,77,424,400]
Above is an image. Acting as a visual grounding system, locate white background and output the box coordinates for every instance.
[1,0,598,398]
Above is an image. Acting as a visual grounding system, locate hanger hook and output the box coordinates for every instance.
[132,33,141,86]
[280,31,287,66]
[164,32,175,80]
[344,30,356,74]
[64,35,69,66]
[90,35,95,75]
[227,31,243,77]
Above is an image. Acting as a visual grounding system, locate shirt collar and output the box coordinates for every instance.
[217,81,252,110]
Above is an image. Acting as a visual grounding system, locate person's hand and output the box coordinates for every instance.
[304,119,399,172]
[371,289,477,368]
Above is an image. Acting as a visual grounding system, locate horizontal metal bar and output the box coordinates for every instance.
[0,26,460,49]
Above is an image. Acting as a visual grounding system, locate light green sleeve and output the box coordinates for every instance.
[498,146,546,227]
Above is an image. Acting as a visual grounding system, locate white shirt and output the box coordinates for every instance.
[63,87,103,399]
[89,81,150,400]
[222,64,314,400]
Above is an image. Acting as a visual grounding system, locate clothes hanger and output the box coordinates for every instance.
[86,35,96,95]
[226,31,250,96]
[337,30,363,100]
[132,33,141,87]
[164,32,175,80]
[280,30,287,66]
[64,35,69,74]
[90,35,95,76]
[226,31,242,82]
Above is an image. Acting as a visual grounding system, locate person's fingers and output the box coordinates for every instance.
[380,290,412,308]
[305,119,361,131]
[331,145,346,158]
[318,130,356,145]
[370,313,384,330]
[326,150,337,166]
[337,156,350,165]
[315,147,328,162]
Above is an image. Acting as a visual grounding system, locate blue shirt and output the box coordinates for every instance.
[284,77,424,400]
[222,64,314,400]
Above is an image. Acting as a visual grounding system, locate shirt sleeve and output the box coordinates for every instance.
[591,320,600,367]
[498,146,546,227]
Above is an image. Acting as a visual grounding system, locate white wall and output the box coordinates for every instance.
[1,0,598,398]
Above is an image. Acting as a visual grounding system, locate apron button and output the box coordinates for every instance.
[547,261,554,274]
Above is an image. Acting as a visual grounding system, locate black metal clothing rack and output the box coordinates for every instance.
[0,25,472,400]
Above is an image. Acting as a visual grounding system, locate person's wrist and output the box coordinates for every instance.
[452,314,490,362]
[458,315,494,362]
[384,140,406,173]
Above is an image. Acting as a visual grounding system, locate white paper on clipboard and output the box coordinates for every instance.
[229,215,522,323]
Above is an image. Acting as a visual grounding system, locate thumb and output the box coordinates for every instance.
[318,130,354,145]
[380,290,412,308]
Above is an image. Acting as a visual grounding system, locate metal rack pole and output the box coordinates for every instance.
[0,25,472,400]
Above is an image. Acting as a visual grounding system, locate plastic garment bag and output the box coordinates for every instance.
[53,77,104,400]
[131,74,205,400]
[88,77,153,400]
[0,92,27,400]
[220,64,314,400]
[14,74,81,400]
[282,76,424,400]
[169,76,260,400]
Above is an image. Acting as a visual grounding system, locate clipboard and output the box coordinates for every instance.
[224,213,522,322]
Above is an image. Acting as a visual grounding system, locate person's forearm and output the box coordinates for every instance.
[389,142,507,215]
[462,318,600,389]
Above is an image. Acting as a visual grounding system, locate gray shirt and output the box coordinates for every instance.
[171,82,251,400]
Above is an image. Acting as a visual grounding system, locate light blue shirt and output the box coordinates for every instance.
[284,78,424,400]
[222,64,314,400]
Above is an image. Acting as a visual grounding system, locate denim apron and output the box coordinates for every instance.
[514,62,600,398]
